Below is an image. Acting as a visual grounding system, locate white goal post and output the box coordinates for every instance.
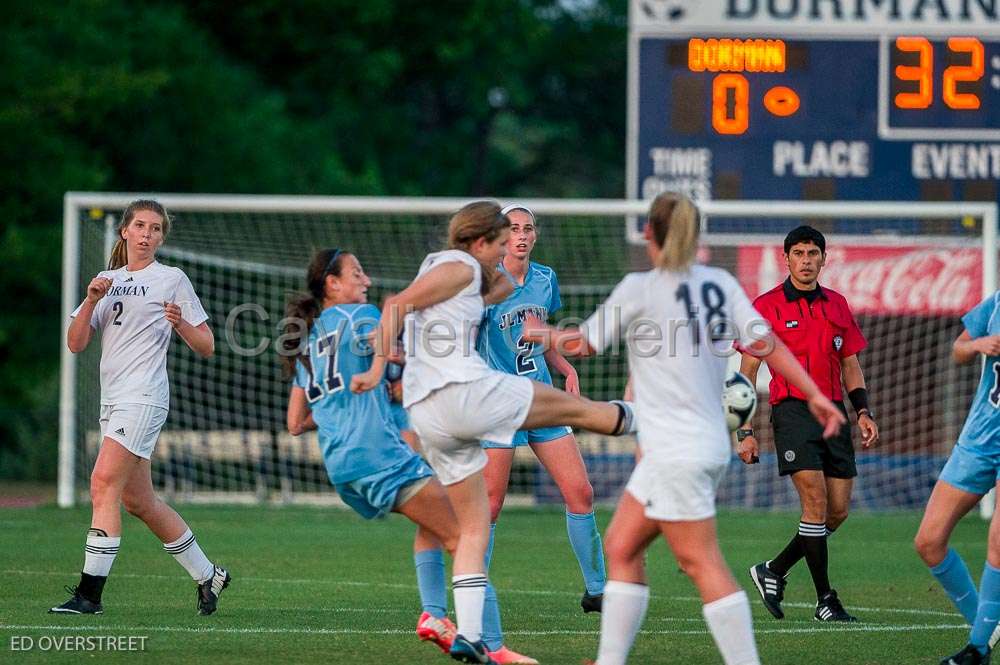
[59,193,998,509]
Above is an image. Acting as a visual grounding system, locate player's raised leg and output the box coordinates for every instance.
[519,382,634,437]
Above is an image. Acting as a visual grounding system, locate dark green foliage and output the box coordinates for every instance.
[0,0,627,478]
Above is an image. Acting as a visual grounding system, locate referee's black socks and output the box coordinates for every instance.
[797,521,832,599]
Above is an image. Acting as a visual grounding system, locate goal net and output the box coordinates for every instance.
[60,194,998,511]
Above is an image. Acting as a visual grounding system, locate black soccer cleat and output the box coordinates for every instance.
[581,591,603,614]
[197,565,231,616]
[941,644,991,665]
[449,634,497,664]
[814,589,857,622]
[748,561,786,620]
[49,586,103,615]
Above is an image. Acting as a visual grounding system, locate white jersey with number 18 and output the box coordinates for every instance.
[583,265,769,463]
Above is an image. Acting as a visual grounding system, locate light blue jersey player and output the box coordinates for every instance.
[292,303,429,515]
[477,260,570,447]
[474,205,606,652]
[285,249,488,656]
[915,291,1000,665]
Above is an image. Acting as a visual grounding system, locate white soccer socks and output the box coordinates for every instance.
[452,573,489,643]
[596,580,650,665]
[702,590,761,665]
[163,529,215,583]
[83,528,120,577]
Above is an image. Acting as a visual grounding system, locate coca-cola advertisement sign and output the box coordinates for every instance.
[737,246,983,315]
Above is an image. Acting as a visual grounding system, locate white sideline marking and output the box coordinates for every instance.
[5,569,963,618]
[0,623,968,637]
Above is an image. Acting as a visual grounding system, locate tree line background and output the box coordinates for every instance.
[0,0,627,479]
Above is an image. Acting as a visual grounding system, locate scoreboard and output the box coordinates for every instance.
[629,1,1000,215]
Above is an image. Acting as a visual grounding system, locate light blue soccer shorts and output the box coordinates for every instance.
[482,425,573,449]
[939,443,1000,496]
[335,453,434,520]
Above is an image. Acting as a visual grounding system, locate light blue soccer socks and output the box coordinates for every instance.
[929,548,979,625]
[414,548,448,619]
[481,523,504,650]
[970,561,1000,654]
[567,511,607,596]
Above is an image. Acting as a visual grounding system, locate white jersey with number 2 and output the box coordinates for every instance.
[71,261,208,409]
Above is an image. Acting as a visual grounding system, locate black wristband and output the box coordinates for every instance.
[736,428,754,442]
[848,387,869,415]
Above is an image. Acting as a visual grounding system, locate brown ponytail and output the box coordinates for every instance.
[281,248,347,380]
[108,199,171,270]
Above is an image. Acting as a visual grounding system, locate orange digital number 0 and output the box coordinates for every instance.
[894,37,933,109]
[943,37,984,110]
[712,73,749,135]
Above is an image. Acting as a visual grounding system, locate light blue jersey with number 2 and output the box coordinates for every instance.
[477,262,562,384]
[958,292,1000,452]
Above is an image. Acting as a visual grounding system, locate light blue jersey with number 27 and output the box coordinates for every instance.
[294,304,411,484]
[957,292,1000,452]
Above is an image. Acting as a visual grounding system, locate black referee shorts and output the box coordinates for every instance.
[772,399,856,479]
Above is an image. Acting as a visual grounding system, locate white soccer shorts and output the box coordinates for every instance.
[99,403,168,460]
[626,453,729,522]
[407,371,533,485]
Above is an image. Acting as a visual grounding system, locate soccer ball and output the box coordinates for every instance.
[722,372,757,431]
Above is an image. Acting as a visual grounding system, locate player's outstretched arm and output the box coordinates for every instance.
[286,386,316,436]
[522,316,594,358]
[748,335,846,439]
[351,261,474,393]
[952,329,1000,365]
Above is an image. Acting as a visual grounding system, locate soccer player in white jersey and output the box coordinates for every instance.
[351,201,638,665]
[281,249,533,659]
[914,291,1000,665]
[52,200,229,616]
[521,192,846,665]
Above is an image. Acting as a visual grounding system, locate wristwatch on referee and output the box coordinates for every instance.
[849,388,874,420]
[736,428,754,442]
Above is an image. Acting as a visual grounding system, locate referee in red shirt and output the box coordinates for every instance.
[738,226,879,623]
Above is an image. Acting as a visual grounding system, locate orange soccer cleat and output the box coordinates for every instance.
[416,611,457,654]
[489,645,540,664]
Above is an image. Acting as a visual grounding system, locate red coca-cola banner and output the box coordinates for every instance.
[737,245,983,315]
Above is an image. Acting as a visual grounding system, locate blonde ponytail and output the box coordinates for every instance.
[648,192,699,272]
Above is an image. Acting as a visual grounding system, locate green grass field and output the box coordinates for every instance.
[0,504,987,663]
